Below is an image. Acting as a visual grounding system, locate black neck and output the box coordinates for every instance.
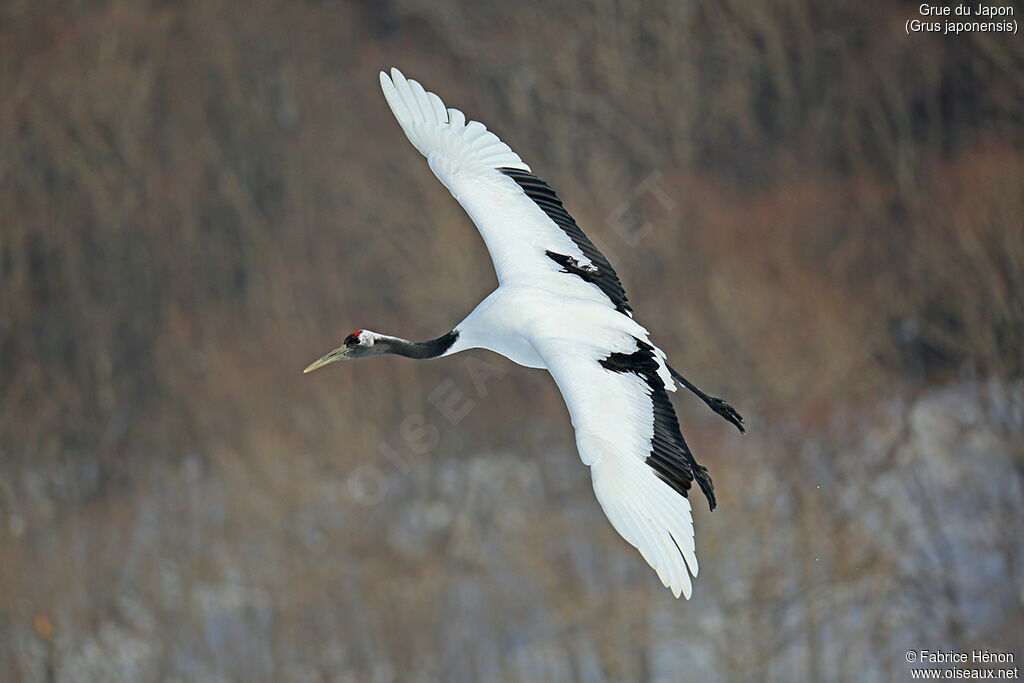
[382,330,459,359]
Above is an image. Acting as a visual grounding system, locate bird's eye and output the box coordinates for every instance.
[344,330,362,345]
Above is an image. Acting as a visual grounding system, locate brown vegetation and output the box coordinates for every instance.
[1,0,1022,680]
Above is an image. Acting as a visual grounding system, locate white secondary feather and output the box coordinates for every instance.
[532,335,698,599]
[378,68,704,598]
[380,68,607,298]
[379,69,530,178]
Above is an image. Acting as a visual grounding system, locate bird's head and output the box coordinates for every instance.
[303,329,378,373]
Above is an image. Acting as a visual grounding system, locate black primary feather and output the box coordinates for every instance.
[500,168,632,316]
[600,339,716,510]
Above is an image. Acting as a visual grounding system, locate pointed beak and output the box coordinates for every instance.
[303,346,348,374]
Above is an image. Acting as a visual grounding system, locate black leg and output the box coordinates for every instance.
[667,364,745,434]
[674,427,716,511]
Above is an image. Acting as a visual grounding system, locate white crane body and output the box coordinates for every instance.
[304,69,745,599]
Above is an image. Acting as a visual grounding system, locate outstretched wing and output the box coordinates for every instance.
[380,68,631,315]
[531,334,715,599]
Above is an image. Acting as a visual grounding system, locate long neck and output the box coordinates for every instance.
[378,330,459,359]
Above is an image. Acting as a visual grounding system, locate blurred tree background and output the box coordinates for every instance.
[1,0,1023,680]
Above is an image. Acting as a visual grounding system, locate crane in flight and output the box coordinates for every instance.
[305,68,744,598]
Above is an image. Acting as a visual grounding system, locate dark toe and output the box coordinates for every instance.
[710,398,745,434]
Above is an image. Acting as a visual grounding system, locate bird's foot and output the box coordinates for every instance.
[693,463,716,511]
[708,397,745,434]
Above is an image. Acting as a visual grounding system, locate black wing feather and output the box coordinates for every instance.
[499,167,633,316]
[600,339,716,510]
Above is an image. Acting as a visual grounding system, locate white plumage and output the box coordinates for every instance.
[310,68,744,599]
